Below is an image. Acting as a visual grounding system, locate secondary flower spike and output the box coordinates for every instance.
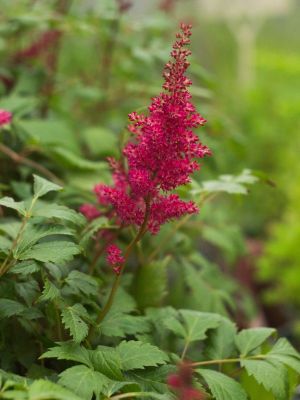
[81,23,211,236]
[0,109,12,127]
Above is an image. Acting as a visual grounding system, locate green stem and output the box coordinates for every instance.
[0,143,63,185]
[109,392,152,400]
[87,198,151,342]
[190,354,266,368]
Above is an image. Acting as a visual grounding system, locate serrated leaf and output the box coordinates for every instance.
[15,224,74,257]
[201,170,258,195]
[117,341,168,371]
[179,310,221,342]
[65,271,98,297]
[205,318,237,360]
[100,312,150,338]
[40,342,91,367]
[0,197,26,215]
[90,346,123,380]
[61,306,89,343]
[9,261,40,275]
[0,299,26,319]
[126,365,175,394]
[33,175,62,199]
[18,241,81,263]
[266,338,300,373]
[32,201,85,226]
[164,317,186,337]
[38,279,60,302]
[197,369,247,400]
[241,359,288,399]
[28,378,82,400]
[58,365,109,400]
[235,328,276,356]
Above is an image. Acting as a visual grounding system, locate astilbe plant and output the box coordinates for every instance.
[81,23,211,323]
[2,19,300,400]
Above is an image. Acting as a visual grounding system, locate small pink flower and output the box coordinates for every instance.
[79,204,101,221]
[106,245,125,275]
[0,109,12,127]
[167,363,206,400]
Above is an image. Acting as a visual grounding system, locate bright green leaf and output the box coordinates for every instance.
[117,341,168,371]
[235,327,276,356]
[197,369,247,400]
[33,175,62,199]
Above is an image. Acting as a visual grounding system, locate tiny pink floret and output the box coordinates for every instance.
[0,109,12,127]
[79,204,101,221]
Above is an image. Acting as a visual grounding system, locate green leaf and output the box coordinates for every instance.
[15,224,74,257]
[134,258,169,309]
[235,328,276,356]
[18,241,81,263]
[58,365,109,400]
[0,235,11,254]
[0,197,26,215]
[266,338,300,373]
[197,369,247,400]
[33,175,62,199]
[126,365,175,394]
[205,318,237,360]
[38,279,60,303]
[90,346,123,380]
[65,271,98,297]
[201,169,258,195]
[40,342,91,367]
[49,147,106,171]
[117,341,168,371]
[179,310,221,342]
[32,201,85,226]
[164,317,186,338]
[28,378,82,400]
[0,299,26,319]
[100,312,150,338]
[0,220,21,239]
[83,126,117,156]
[9,261,40,275]
[241,359,288,399]
[61,306,89,343]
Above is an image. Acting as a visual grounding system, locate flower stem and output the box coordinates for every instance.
[87,198,151,342]
[190,354,265,368]
[0,143,63,185]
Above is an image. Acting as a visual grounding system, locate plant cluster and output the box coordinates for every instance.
[0,2,299,400]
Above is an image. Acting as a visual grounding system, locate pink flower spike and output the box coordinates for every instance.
[82,23,210,236]
[0,109,12,127]
[106,244,125,267]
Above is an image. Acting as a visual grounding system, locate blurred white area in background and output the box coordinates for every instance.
[198,0,292,88]
[198,0,291,19]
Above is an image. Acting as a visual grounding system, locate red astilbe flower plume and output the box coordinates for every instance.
[81,23,210,240]
[106,244,125,275]
[167,362,206,400]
